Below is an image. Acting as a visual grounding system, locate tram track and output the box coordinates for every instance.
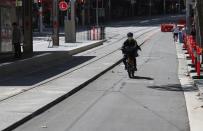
[0,26,159,103]
[1,26,160,131]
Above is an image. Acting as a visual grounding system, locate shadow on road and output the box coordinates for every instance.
[131,76,154,80]
[148,84,198,92]
[0,55,95,86]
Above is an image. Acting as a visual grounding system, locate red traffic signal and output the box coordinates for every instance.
[59,1,69,11]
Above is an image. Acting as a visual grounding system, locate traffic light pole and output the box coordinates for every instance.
[52,0,59,46]
[39,6,43,33]
[65,0,76,43]
[163,0,166,15]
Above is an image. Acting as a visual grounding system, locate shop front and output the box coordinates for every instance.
[0,0,17,53]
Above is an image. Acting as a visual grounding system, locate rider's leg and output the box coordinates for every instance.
[123,55,127,69]
[134,57,137,71]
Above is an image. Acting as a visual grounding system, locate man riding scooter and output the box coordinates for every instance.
[121,32,141,71]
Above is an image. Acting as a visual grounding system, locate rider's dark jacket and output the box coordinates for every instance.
[122,39,141,57]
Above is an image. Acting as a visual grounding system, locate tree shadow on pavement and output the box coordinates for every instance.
[131,76,154,80]
[148,84,198,92]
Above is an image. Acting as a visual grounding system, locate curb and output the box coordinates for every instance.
[184,51,203,98]
[68,40,106,55]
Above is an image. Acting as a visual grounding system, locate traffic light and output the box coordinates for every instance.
[38,0,42,7]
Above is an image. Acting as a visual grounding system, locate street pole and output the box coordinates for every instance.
[163,0,166,15]
[39,6,43,33]
[108,0,111,20]
[81,4,85,26]
[65,0,76,43]
[52,0,59,46]
[131,0,134,16]
[179,0,181,13]
[23,0,33,53]
[186,0,192,33]
[149,0,152,16]
[96,0,99,26]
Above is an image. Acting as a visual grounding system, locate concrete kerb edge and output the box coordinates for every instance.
[68,39,107,56]
[2,58,122,131]
[175,44,192,131]
[176,44,201,91]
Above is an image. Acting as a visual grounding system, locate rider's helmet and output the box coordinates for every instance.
[127,32,133,37]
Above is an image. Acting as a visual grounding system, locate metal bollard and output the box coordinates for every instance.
[96,26,99,40]
[100,26,105,40]
[87,26,91,40]
[93,26,96,40]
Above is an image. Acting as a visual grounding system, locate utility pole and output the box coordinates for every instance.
[36,0,43,33]
[186,0,192,33]
[39,5,43,33]
[163,0,166,15]
[178,0,181,13]
[131,0,135,16]
[81,2,85,26]
[149,0,152,16]
[108,0,111,20]
[23,0,33,53]
[96,0,99,26]
[65,0,76,43]
[52,0,59,46]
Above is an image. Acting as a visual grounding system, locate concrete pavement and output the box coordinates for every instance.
[0,25,159,130]
[13,31,189,131]
[0,40,104,100]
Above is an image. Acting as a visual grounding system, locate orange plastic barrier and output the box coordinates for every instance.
[161,24,174,32]
[184,35,202,77]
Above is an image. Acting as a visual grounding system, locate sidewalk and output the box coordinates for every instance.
[176,42,203,131]
[180,43,203,98]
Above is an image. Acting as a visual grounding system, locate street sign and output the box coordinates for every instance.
[59,1,68,11]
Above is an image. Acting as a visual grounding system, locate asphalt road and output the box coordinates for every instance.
[14,26,190,131]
